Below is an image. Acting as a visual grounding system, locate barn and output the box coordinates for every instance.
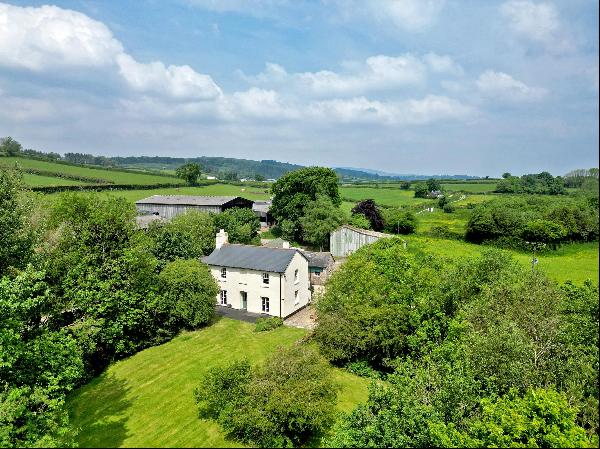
[330,224,394,257]
[135,195,253,219]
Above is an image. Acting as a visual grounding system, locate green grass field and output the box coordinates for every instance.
[93,184,273,202]
[440,183,497,193]
[1,157,184,185]
[22,173,87,186]
[405,236,598,284]
[340,186,432,208]
[67,318,369,448]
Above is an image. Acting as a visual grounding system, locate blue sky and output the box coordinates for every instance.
[0,0,598,176]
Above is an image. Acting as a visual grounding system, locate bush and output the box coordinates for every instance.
[213,207,260,244]
[349,213,371,229]
[442,203,455,213]
[254,317,283,332]
[345,360,381,379]
[382,208,416,234]
[195,345,338,447]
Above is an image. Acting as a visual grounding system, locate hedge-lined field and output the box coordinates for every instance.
[23,173,88,186]
[67,318,368,448]
[0,157,184,185]
[91,184,273,202]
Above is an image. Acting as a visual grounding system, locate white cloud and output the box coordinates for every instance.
[116,54,222,100]
[227,87,299,119]
[244,53,463,96]
[0,2,222,102]
[500,0,573,52]
[308,95,475,125]
[0,3,123,70]
[476,70,547,101]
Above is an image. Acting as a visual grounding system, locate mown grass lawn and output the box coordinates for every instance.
[67,318,369,448]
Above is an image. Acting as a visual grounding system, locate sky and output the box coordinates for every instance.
[0,0,598,176]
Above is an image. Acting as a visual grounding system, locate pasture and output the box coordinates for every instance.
[22,173,87,186]
[0,157,183,185]
[67,318,369,448]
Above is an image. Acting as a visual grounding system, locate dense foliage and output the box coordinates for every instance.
[351,199,384,231]
[270,167,341,241]
[254,316,284,332]
[175,162,202,185]
[195,345,338,447]
[300,195,347,250]
[465,195,599,248]
[213,207,260,244]
[0,172,219,447]
[381,208,417,234]
[317,240,599,447]
[564,168,599,188]
[496,171,566,195]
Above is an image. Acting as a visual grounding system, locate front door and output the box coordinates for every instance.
[240,292,247,310]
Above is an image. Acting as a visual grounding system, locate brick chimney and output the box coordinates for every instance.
[216,229,229,249]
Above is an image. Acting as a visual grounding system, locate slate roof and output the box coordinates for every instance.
[252,200,272,214]
[204,244,306,273]
[302,251,334,268]
[135,195,240,206]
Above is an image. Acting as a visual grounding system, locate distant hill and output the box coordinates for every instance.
[336,166,482,180]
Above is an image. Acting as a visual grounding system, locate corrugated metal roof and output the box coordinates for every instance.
[252,200,272,214]
[135,195,240,206]
[204,244,304,272]
[337,224,390,238]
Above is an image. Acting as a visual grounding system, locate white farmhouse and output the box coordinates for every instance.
[204,230,311,318]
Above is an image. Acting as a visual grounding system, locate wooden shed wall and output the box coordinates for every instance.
[136,204,223,219]
[330,227,383,257]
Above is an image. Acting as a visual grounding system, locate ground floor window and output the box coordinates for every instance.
[220,290,227,305]
[261,296,270,313]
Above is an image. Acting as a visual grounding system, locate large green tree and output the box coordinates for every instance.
[270,167,341,241]
[213,207,260,244]
[176,162,202,185]
[300,195,347,250]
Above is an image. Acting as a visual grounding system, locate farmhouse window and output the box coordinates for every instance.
[294,290,299,306]
[262,273,269,284]
[294,269,299,283]
[261,297,270,313]
[220,290,227,305]
[221,267,227,278]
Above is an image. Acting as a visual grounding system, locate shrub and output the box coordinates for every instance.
[254,317,283,332]
[345,360,381,379]
[349,213,371,229]
[442,203,455,213]
[351,199,384,231]
[381,208,416,234]
[195,345,338,447]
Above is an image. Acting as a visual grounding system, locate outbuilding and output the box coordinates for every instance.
[135,195,253,219]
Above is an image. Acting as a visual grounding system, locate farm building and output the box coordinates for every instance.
[135,195,253,219]
[204,230,311,319]
[330,225,393,257]
[252,200,274,227]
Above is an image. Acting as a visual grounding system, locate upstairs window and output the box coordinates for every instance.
[262,273,269,285]
[221,267,227,278]
[294,269,299,283]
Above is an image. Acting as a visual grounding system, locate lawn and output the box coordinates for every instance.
[405,236,599,285]
[1,157,183,185]
[67,318,369,448]
[22,173,88,186]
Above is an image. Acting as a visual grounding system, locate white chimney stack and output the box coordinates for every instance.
[282,241,290,249]
[216,229,228,249]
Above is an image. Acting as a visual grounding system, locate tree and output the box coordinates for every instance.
[270,167,341,241]
[157,259,219,330]
[431,389,595,448]
[399,181,411,190]
[300,195,347,250]
[381,208,416,234]
[254,173,266,182]
[414,183,429,198]
[176,162,202,185]
[426,178,441,192]
[195,345,338,448]
[502,172,512,179]
[351,199,384,231]
[213,207,260,244]
[0,167,35,275]
[0,136,23,156]
[349,214,371,230]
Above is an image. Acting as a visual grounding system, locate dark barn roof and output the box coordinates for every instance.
[302,251,334,268]
[135,195,252,208]
[204,244,307,273]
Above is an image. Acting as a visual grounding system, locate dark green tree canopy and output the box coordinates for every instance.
[176,162,202,185]
[270,167,341,241]
[351,199,384,232]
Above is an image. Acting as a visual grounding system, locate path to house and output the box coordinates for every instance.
[284,305,317,330]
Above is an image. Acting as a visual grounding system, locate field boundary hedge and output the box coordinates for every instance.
[22,168,113,184]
